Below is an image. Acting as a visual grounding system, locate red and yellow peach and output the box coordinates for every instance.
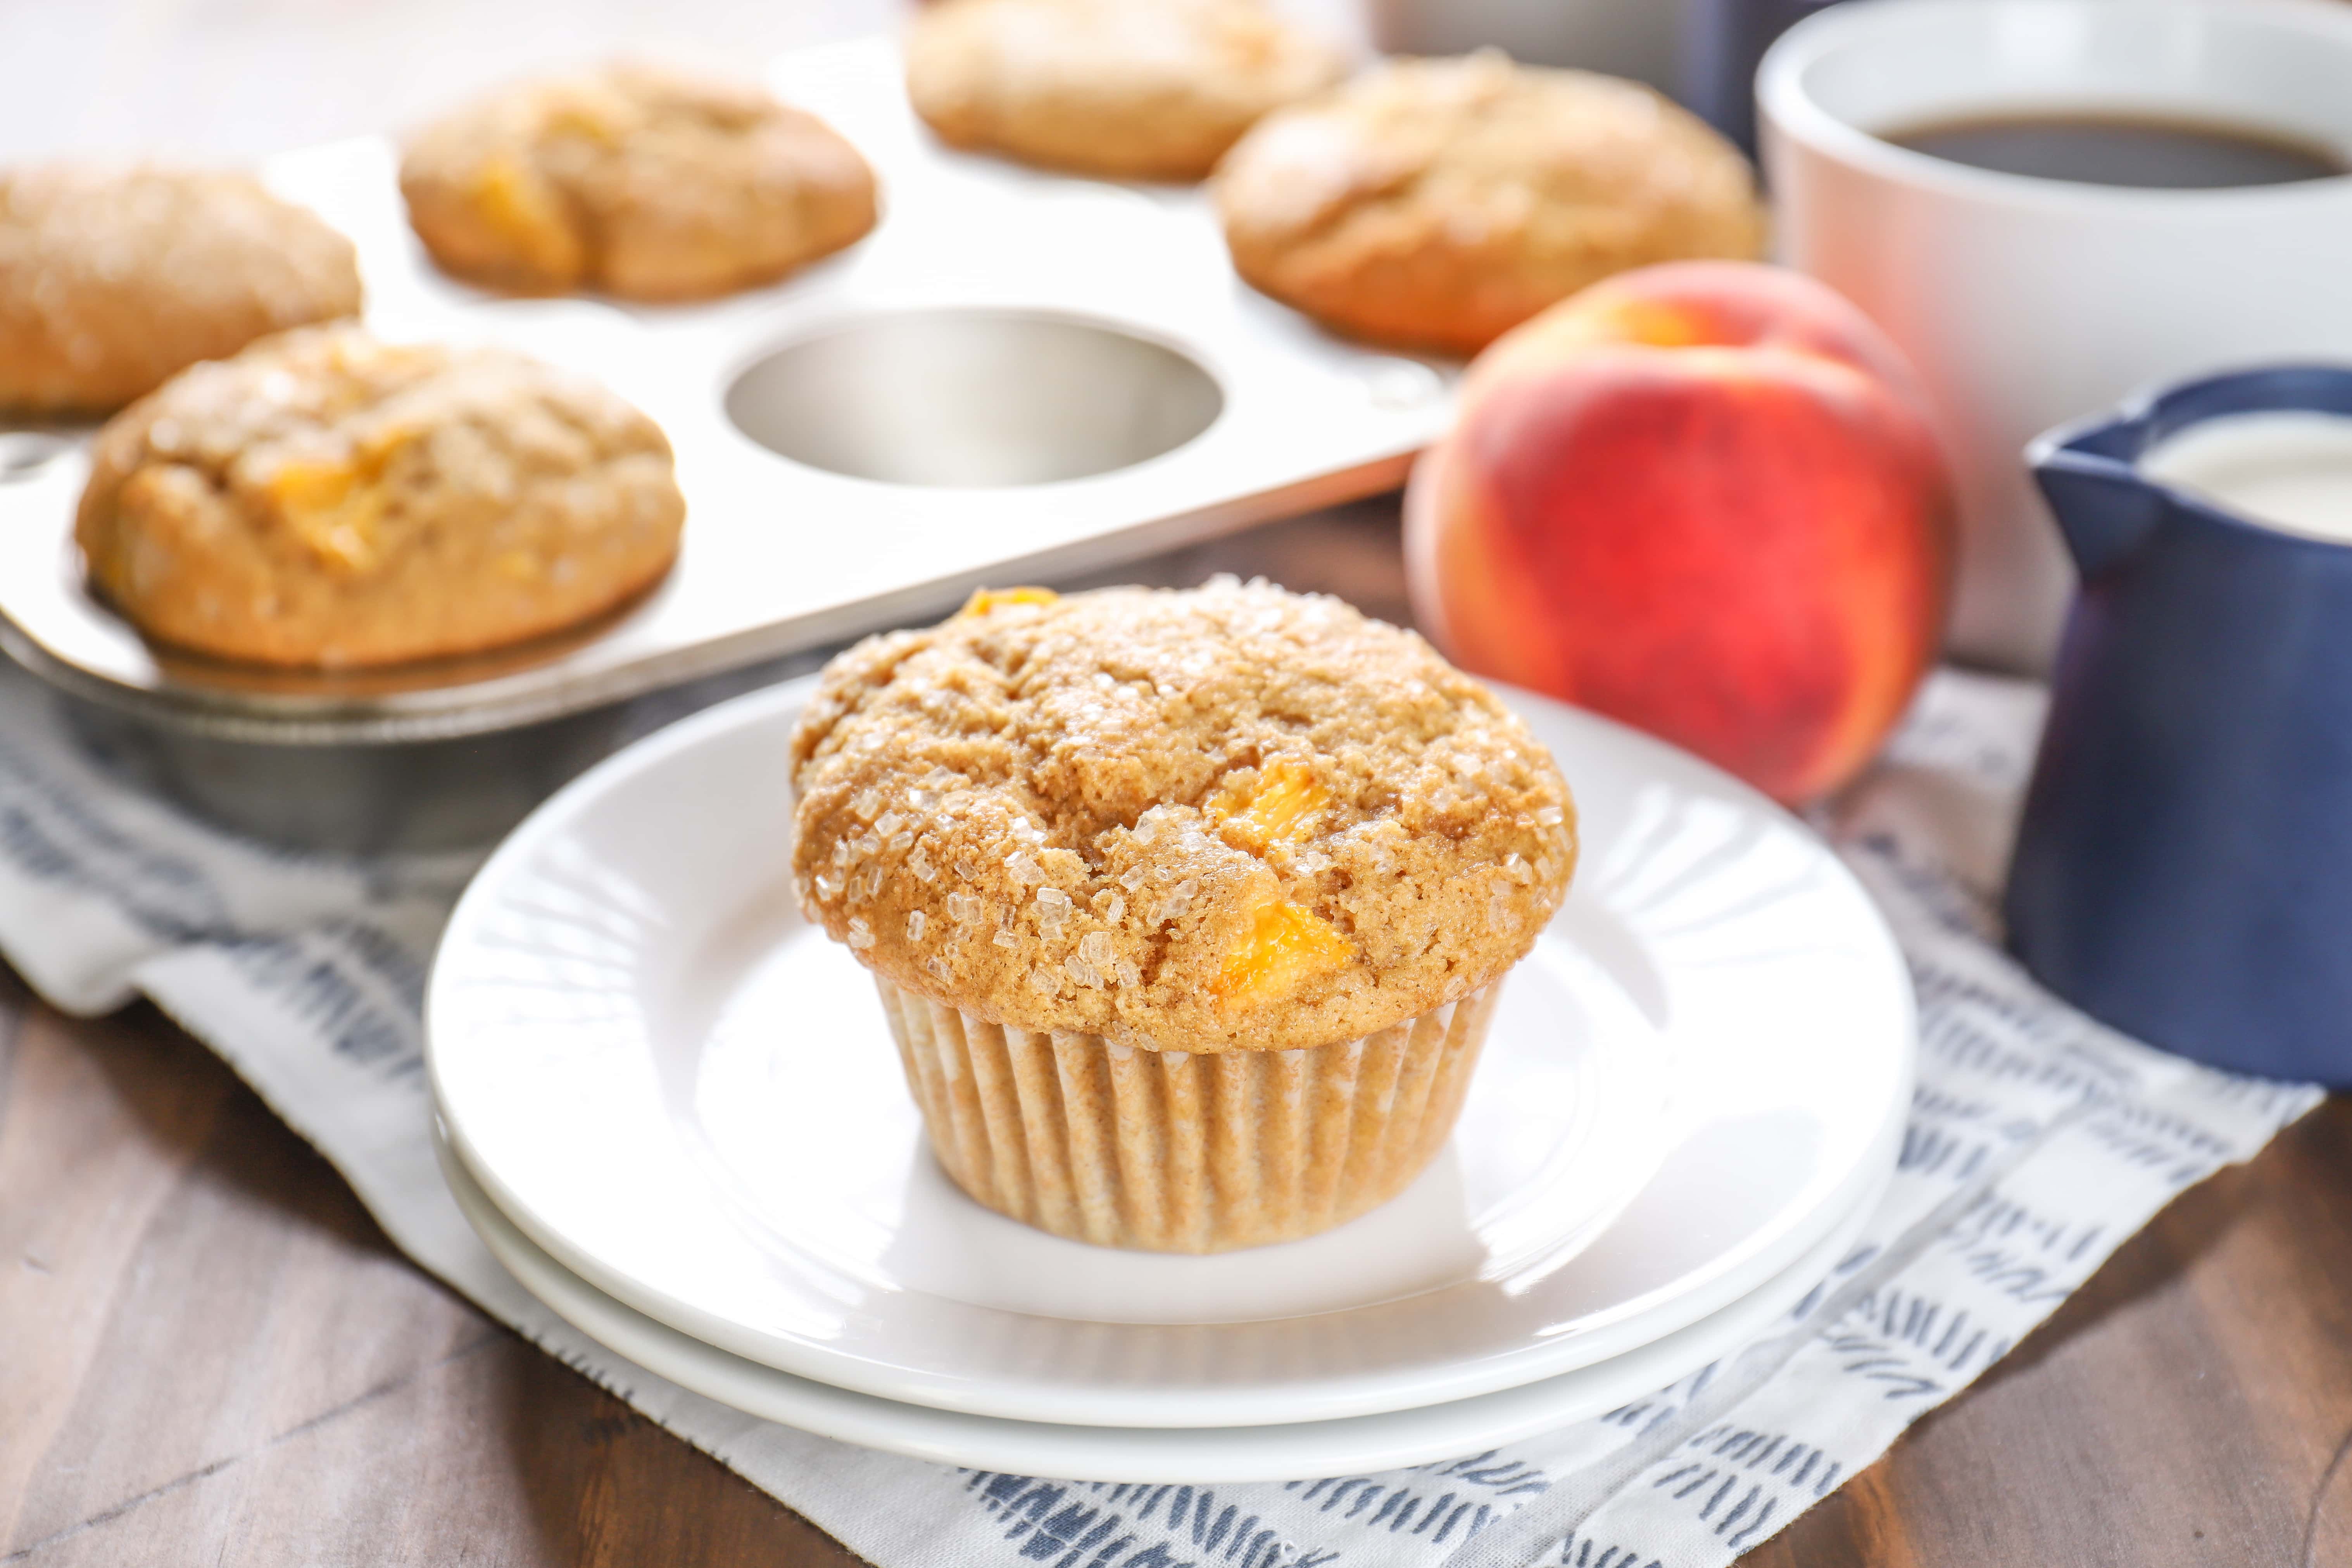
[1406,260,1957,804]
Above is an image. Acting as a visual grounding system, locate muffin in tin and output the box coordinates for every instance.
[76,324,685,669]
[400,59,877,301]
[790,580,1577,1252]
[1216,53,1767,355]
[0,163,361,415]
[905,0,1352,182]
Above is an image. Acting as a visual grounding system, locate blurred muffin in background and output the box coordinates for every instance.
[1216,53,1767,355]
[906,0,1352,181]
[790,580,1577,1252]
[0,164,361,416]
[400,60,877,301]
[77,324,685,669]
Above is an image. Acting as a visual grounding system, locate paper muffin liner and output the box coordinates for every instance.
[871,975,1503,1253]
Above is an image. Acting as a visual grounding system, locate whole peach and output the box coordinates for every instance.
[1406,260,1956,804]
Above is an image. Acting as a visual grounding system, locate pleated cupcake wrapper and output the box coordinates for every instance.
[873,976,1502,1253]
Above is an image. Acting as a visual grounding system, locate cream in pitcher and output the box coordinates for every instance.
[2141,411,2352,544]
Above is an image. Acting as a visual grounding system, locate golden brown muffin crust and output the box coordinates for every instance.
[0,164,361,416]
[1215,53,1767,355]
[76,324,685,669]
[790,581,1577,1053]
[905,0,1352,181]
[400,60,877,301]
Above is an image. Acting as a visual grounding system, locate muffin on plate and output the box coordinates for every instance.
[0,163,361,415]
[400,60,877,300]
[790,580,1577,1252]
[76,324,685,669]
[1215,53,1767,355]
[904,0,1352,181]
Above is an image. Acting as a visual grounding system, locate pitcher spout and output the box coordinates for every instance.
[2031,445,2164,581]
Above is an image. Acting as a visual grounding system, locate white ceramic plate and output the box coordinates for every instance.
[439,1125,1883,1482]
[427,678,1914,1429]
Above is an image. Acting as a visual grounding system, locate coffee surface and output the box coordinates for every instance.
[1887,112,2347,188]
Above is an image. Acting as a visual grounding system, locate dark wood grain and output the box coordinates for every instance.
[0,985,860,1568]
[1750,1099,2352,1568]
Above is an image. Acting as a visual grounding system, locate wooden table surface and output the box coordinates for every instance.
[7,4,2352,1564]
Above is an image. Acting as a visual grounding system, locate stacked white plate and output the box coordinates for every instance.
[426,678,1915,1483]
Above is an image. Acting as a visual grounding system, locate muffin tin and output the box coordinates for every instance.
[0,35,1455,842]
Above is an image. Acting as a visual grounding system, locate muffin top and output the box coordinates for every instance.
[0,162,361,414]
[904,0,1352,182]
[76,324,685,669]
[790,580,1577,1052]
[1215,53,1765,354]
[400,59,877,301]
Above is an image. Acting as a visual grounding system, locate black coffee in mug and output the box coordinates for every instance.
[1887,112,2349,188]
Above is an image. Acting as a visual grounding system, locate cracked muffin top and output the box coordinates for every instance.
[904,0,1352,182]
[1215,53,1766,355]
[789,579,1577,1052]
[400,59,877,301]
[0,163,361,414]
[76,324,685,669]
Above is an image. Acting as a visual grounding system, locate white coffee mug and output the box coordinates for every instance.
[1759,0,2352,672]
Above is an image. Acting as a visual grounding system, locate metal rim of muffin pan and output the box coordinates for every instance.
[0,35,1458,749]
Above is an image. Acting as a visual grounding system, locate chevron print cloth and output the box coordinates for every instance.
[0,661,2316,1568]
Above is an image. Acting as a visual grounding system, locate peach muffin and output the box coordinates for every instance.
[400,60,877,300]
[1216,53,1767,354]
[76,324,685,668]
[905,0,1351,181]
[0,163,360,414]
[789,579,1577,1251]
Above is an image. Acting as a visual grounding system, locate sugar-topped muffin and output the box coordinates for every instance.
[76,324,685,669]
[400,60,877,301]
[904,0,1352,182]
[790,579,1577,1251]
[1216,53,1767,354]
[0,163,361,415]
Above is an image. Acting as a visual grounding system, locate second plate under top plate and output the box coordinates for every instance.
[440,1123,1887,1482]
[427,679,1914,1430]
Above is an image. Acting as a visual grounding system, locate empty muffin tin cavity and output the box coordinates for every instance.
[726,310,1224,487]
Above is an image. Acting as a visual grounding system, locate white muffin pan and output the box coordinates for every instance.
[0,34,1456,746]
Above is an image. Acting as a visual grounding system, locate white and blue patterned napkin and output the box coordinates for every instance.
[0,661,2315,1568]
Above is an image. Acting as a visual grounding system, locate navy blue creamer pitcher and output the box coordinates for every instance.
[2007,365,2352,1084]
